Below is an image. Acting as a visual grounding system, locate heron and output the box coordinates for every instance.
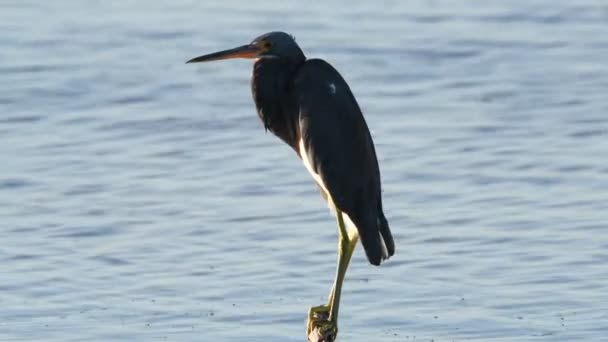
[187,31,394,342]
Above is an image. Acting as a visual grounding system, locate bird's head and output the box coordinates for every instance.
[186,31,305,64]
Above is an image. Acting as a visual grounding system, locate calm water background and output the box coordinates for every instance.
[1,1,607,341]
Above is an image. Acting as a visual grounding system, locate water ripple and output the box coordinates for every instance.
[1,0,607,341]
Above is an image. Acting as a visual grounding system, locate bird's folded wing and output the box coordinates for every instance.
[294,59,380,214]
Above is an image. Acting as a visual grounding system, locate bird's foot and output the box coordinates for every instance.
[306,304,337,342]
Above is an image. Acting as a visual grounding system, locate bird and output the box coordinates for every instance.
[187,31,394,342]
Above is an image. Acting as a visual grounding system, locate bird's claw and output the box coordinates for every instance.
[307,305,337,342]
[308,322,337,342]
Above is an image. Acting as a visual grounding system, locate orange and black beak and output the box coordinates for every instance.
[186,42,262,64]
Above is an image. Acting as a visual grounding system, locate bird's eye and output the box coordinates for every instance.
[264,41,272,49]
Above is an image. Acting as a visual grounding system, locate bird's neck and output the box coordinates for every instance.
[251,58,304,149]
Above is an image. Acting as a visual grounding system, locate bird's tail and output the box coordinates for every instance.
[358,212,395,266]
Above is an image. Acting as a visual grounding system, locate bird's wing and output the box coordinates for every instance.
[293,59,381,220]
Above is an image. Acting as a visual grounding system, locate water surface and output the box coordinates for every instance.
[1,1,607,341]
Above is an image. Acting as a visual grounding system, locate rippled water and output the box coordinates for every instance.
[2,1,607,341]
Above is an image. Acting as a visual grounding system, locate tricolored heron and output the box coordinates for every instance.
[187,31,394,342]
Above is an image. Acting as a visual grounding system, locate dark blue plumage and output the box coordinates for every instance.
[187,31,394,341]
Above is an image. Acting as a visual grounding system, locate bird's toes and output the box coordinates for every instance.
[308,304,330,319]
[308,321,337,342]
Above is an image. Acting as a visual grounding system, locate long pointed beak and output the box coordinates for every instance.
[186,43,260,64]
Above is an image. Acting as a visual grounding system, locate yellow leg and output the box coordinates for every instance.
[329,211,358,321]
[307,209,358,342]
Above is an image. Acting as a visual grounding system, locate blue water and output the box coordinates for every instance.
[1,1,607,341]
